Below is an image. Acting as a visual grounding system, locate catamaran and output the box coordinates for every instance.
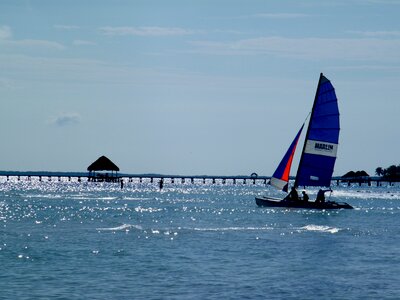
[255,73,353,209]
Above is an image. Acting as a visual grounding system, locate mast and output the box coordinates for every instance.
[294,73,324,188]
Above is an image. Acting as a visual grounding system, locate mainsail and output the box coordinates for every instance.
[270,124,304,192]
[294,73,340,187]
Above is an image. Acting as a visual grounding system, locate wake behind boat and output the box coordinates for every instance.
[256,73,353,209]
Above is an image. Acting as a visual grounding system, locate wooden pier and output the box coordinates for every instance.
[0,172,270,185]
[0,171,398,187]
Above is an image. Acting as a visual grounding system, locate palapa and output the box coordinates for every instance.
[87,156,119,172]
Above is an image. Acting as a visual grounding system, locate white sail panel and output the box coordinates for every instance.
[270,177,288,191]
[304,140,338,158]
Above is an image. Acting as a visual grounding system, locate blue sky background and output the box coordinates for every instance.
[0,0,399,176]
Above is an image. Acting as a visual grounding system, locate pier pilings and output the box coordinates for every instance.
[0,172,398,187]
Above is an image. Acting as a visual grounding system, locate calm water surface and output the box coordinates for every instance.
[0,178,399,299]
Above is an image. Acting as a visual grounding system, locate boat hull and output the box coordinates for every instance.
[255,196,353,209]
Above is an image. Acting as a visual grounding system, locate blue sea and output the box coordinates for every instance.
[1,177,399,300]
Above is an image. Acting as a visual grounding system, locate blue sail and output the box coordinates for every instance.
[295,74,340,187]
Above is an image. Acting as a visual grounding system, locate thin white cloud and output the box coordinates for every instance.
[363,0,400,4]
[349,30,400,37]
[0,54,146,86]
[231,13,309,20]
[54,25,80,30]
[73,39,96,46]
[0,38,65,50]
[330,64,400,71]
[99,26,197,37]
[50,113,81,127]
[14,39,64,49]
[0,77,17,90]
[0,25,12,39]
[190,36,400,62]
[212,29,246,35]
[0,25,64,50]
[251,13,308,19]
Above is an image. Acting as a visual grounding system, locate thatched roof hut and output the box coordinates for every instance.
[342,170,369,178]
[87,155,119,172]
[87,156,120,182]
[341,170,370,185]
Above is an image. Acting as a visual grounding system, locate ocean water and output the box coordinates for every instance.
[0,178,399,300]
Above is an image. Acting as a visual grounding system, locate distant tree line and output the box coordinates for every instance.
[375,165,400,179]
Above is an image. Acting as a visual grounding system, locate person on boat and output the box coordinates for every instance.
[315,189,332,203]
[285,187,299,201]
[302,191,309,202]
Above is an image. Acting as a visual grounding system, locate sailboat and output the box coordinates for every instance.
[255,73,353,209]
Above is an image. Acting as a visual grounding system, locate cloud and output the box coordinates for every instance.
[349,30,400,38]
[363,0,400,4]
[99,26,197,37]
[0,54,121,84]
[329,64,400,71]
[54,25,80,30]
[0,77,17,90]
[0,25,12,39]
[190,36,400,62]
[0,25,64,50]
[251,13,308,19]
[50,113,81,127]
[73,39,96,46]
[1,39,65,50]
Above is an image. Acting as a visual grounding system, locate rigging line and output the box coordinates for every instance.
[303,111,311,124]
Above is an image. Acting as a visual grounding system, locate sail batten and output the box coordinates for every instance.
[295,73,340,188]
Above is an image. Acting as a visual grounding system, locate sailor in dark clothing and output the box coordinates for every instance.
[315,189,332,203]
[285,186,299,201]
[302,191,309,202]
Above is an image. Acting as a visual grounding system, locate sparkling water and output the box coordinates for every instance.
[1,178,399,299]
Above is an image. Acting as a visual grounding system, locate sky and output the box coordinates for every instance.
[0,0,399,176]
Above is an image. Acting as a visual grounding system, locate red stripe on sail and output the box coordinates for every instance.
[282,137,300,181]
